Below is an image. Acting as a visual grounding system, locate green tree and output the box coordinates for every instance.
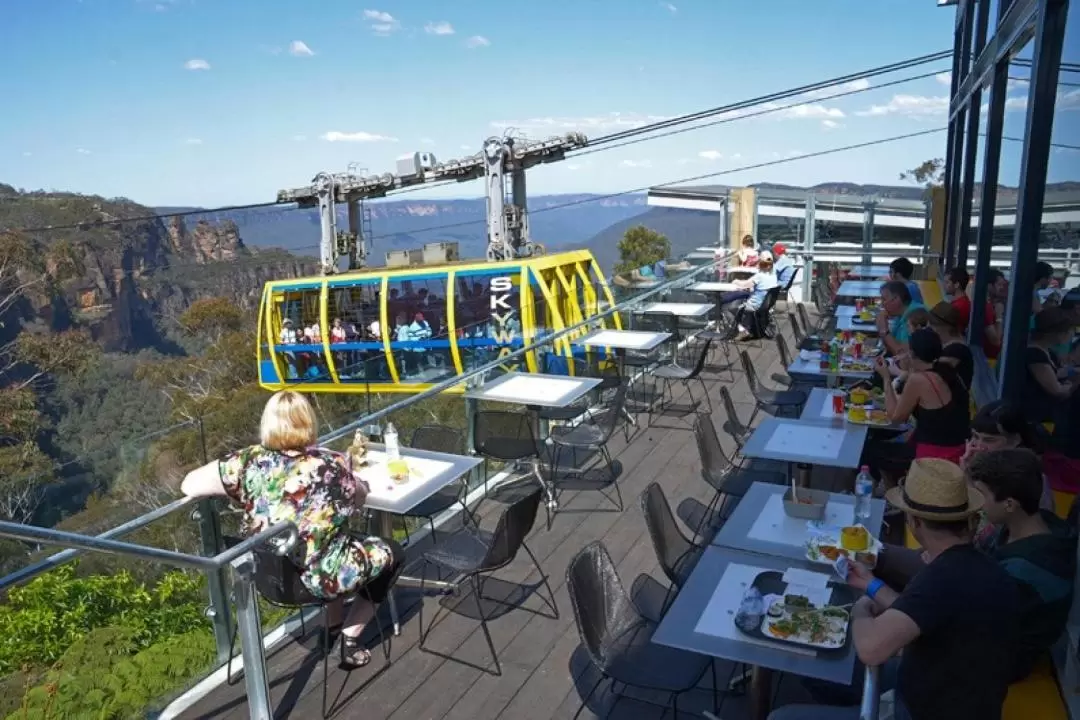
[900,158,945,188]
[614,225,671,274]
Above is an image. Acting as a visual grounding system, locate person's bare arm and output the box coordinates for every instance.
[1030,363,1079,399]
[852,599,921,667]
[181,461,228,498]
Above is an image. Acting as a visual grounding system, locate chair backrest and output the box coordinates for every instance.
[566,541,641,674]
[224,534,322,608]
[718,385,748,444]
[775,333,793,369]
[640,483,694,588]
[796,303,814,337]
[694,413,735,484]
[739,350,759,391]
[594,382,628,440]
[782,264,801,291]
[480,487,543,570]
[412,424,463,454]
[788,313,804,344]
[759,286,783,317]
[473,410,538,461]
[683,338,713,379]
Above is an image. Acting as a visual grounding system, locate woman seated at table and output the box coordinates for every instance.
[717,252,778,339]
[863,329,970,487]
[180,390,403,668]
[927,302,973,390]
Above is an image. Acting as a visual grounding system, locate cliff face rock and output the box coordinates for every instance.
[0,187,315,352]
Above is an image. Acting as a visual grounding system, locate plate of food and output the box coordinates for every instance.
[845,406,891,426]
[840,360,874,373]
[806,525,883,568]
[739,572,855,651]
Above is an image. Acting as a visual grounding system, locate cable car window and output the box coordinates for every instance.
[455,270,525,375]
[326,280,388,382]
[386,275,454,383]
[273,285,329,383]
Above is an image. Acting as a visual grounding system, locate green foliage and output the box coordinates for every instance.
[0,563,208,675]
[900,158,945,189]
[614,224,671,274]
[178,297,245,343]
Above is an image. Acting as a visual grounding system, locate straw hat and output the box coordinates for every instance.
[885,458,984,521]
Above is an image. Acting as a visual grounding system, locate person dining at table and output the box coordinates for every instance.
[961,399,1055,512]
[769,459,1019,720]
[927,302,973,390]
[876,281,925,357]
[179,390,404,669]
[717,251,779,341]
[1024,307,1080,425]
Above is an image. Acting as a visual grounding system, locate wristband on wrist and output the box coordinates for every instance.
[866,578,885,599]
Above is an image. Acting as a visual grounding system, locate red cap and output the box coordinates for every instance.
[773,243,787,256]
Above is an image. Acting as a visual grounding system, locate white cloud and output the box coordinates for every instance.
[364,9,399,35]
[698,150,723,161]
[803,79,870,99]
[822,119,841,129]
[772,103,844,120]
[856,94,948,118]
[288,40,314,57]
[184,58,211,71]
[425,21,455,35]
[660,1,677,12]
[320,131,398,143]
[22,151,31,157]
[466,35,490,48]
[620,159,652,168]
[936,72,952,86]
[460,144,472,150]
[420,137,435,145]
[76,148,91,155]
[293,134,308,142]
[184,138,202,145]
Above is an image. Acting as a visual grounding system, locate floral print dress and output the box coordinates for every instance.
[220,445,394,600]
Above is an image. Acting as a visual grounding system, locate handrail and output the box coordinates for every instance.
[860,664,881,720]
[0,519,297,572]
[0,495,198,592]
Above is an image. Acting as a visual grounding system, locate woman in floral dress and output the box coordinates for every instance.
[181,391,403,667]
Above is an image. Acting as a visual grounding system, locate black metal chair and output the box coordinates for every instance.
[548,382,628,524]
[223,537,394,718]
[735,286,783,342]
[401,425,477,539]
[472,409,549,510]
[771,333,795,388]
[694,413,786,539]
[651,338,713,418]
[641,483,702,616]
[566,542,714,719]
[417,487,556,676]
[797,300,826,337]
[739,349,807,424]
[717,384,752,456]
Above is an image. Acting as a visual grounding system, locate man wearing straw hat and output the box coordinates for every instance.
[770,459,1019,720]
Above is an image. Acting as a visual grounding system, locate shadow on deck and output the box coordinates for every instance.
[177,327,838,720]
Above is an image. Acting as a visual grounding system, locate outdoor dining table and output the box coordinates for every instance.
[740,416,868,470]
[653,545,867,720]
[834,313,880,333]
[834,280,885,300]
[787,351,875,384]
[463,371,603,409]
[801,387,909,433]
[691,281,741,293]
[711,481,886,561]
[573,329,672,425]
[634,301,714,318]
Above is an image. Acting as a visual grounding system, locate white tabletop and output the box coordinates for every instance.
[787,352,875,380]
[635,302,713,317]
[719,266,758,275]
[691,281,741,293]
[686,251,717,260]
[833,305,858,317]
[574,329,672,351]
[357,447,483,515]
[463,371,603,408]
[845,265,890,279]
[740,417,868,469]
[835,280,884,298]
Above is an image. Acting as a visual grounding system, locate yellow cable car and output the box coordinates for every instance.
[257,249,620,394]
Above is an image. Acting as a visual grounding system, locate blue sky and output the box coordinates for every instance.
[0,0,1056,207]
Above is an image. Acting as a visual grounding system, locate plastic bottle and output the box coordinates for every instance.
[384,422,400,461]
[854,465,873,526]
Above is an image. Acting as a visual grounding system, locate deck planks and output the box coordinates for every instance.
[178,323,827,720]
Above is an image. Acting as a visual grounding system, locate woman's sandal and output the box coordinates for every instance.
[340,634,372,669]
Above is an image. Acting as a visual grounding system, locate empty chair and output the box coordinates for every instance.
[641,483,702,614]
[797,302,824,338]
[566,542,714,719]
[548,383,628,523]
[417,487,556,676]
[788,312,810,351]
[694,413,785,537]
[718,384,752,454]
[403,425,477,538]
[652,338,713,417]
[472,410,550,508]
[771,334,795,388]
[739,349,807,423]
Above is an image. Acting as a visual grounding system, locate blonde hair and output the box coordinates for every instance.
[259,391,318,451]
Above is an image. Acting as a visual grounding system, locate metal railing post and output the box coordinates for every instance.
[195,417,235,667]
[230,552,273,720]
[859,664,881,720]
[803,196,816,303]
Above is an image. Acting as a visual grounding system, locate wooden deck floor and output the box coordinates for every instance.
[177,324,840,720]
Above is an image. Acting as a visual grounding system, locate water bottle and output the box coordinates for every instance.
[734,586,765,634]
[384,422,400,461]
[854,465,873,526]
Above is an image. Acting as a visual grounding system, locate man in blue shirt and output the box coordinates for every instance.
[772,243,796,286]
[889,257,924,307]
[877,280,925,356]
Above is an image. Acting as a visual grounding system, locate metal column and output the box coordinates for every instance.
[231,553,273,720]
[861,201,875,266]
[803,195,816,303]
[999,0,1068,403]
[315,172,338,275]
[195,418,233,666]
